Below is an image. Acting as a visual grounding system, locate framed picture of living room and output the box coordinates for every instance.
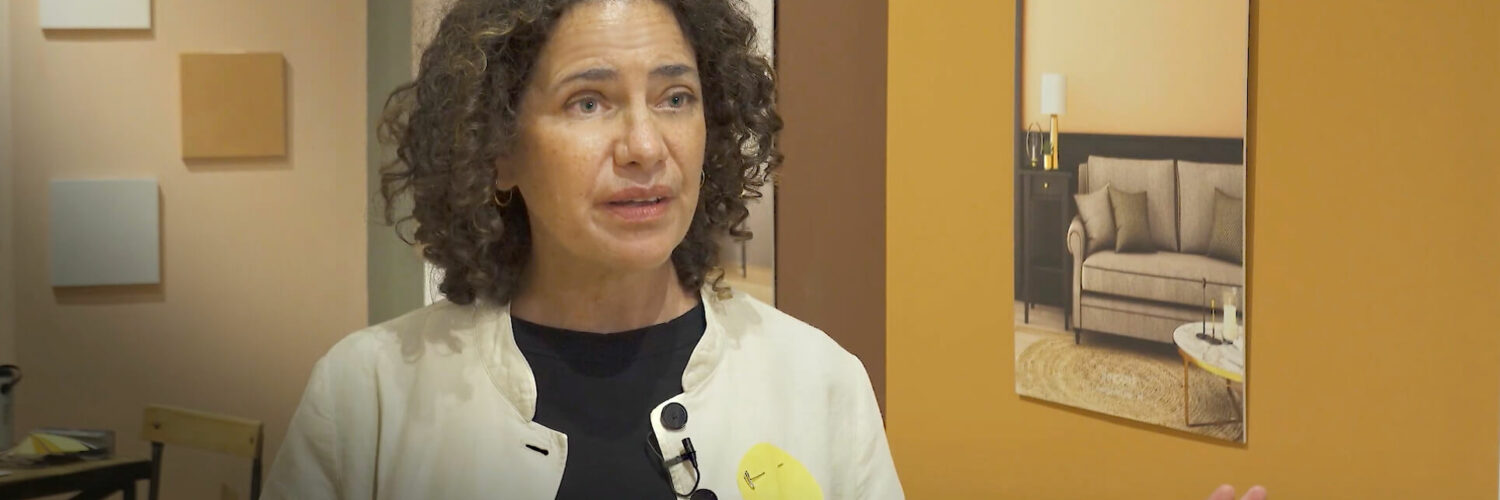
[1011,0,1251,443]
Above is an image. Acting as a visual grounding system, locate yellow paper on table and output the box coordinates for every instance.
[736,442,823,500]
[5,432,93,456]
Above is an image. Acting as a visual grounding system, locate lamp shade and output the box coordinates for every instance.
[1040,73,1067,115]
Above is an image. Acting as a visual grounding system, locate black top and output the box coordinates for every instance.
[512,302,706,499]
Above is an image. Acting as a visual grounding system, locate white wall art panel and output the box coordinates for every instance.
[40,0,152,30]
[50,179,160,287]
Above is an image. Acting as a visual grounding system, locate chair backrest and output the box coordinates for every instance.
[141,404,264,500]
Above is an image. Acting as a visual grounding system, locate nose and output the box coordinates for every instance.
[614,106,667,171]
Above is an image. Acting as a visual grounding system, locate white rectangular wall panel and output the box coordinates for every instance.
[40,0,152,30]
[50,178,160,287]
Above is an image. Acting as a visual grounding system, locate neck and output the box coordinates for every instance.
[509,245,698,334]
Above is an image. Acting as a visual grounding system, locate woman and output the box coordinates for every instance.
[265,0,896,498]
[264,0,1266,498]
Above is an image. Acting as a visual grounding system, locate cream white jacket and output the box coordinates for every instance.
[263,289,904,499]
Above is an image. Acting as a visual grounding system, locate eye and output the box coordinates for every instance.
[567,94,606,116]
[661,91,698,110]
[575,97,600,113]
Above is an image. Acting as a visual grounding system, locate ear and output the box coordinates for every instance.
[494,156,520,191]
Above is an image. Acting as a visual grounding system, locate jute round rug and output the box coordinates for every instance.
[1016,335,1243,441]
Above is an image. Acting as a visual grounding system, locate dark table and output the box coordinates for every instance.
[0,456,152,499]
[1018,169,1076,330]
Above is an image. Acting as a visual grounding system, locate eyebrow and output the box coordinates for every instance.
[556,68,616,89]
[553,64,698,91]
[650,64,697,79]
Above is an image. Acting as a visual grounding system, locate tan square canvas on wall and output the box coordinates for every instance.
[180,53,286,159]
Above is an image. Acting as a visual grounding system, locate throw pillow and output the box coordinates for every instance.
[1207,188,1244,264]
[1110,187,1155,253]
[1072,185,1115,254]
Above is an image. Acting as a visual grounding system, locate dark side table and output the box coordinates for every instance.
[0,456,152,499]
[1019,169,1076,329]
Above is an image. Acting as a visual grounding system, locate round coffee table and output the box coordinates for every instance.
[1172,322,1245,429]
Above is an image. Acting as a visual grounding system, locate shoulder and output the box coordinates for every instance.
[316,299,494,375]
[712,290,872,386]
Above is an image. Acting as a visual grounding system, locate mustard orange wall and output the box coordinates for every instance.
[887,0,1500,497]
[1021,0,1249,137]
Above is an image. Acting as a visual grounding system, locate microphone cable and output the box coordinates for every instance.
[645,432,701,497]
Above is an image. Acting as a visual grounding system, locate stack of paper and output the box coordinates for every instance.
[4,432,96,456]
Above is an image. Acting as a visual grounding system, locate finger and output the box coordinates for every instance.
[1207,484,1235,500]
[1239,485,1267,500]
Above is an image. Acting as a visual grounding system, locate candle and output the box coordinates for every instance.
[1222,289,1240,342]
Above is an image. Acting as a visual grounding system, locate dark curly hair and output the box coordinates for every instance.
[378,0,781,306]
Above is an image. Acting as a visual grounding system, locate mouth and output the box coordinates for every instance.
[605,196,668,207]
[600,193,673,222]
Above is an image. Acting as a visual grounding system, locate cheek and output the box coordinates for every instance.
[671,120,708,187]
[676,140,706,215]
[520,135,603,201]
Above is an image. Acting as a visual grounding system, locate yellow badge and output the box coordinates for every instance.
[735,442,823,500]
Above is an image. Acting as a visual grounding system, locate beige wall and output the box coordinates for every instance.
[412,0,449,64]
[1022,0,1249,137]
[8,0,366,497]
[727,0,776,280]
[413,0,447,307]
[367,0,423,325]
[0,1,15,365]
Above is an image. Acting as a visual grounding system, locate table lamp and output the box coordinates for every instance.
[1040,73,1067,170]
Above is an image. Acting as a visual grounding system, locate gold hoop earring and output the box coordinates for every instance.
[493,188,515,208]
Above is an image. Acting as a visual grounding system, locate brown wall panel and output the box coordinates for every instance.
[776,0,889,411]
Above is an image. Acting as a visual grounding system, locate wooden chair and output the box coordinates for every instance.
[140,405,264,500]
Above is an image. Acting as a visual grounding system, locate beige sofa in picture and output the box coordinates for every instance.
[1066,156,1244,343]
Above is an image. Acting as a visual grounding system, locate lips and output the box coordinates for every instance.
[606,197,666,206]
[601,186,673,222]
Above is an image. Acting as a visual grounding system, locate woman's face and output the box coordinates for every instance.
[504,0,706,274]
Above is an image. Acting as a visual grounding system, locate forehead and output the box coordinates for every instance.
[538,0,696,71]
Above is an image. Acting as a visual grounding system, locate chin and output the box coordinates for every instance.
[595,234,685,272]
[576,207,694,273]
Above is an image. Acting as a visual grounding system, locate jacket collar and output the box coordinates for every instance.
[478,287,729,420]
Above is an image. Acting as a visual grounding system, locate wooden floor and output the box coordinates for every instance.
[1013,301,1069,361]
[722,264,774,305]
[1013,301,1183,360]
[1014,300,1067,330]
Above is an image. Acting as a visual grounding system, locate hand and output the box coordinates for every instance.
[1207,484,1267,500]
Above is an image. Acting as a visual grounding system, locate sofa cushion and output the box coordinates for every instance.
[1207,189,1244,264]
[1078,294,1200,343]
[1073,184,1115,254]
[1109,187,1155,253]
[1082,250,1244,307]
[1086,156,1178,251]
[1177,160,1245,254]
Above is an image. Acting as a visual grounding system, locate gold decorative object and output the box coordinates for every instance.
[1040,73,1067,170]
